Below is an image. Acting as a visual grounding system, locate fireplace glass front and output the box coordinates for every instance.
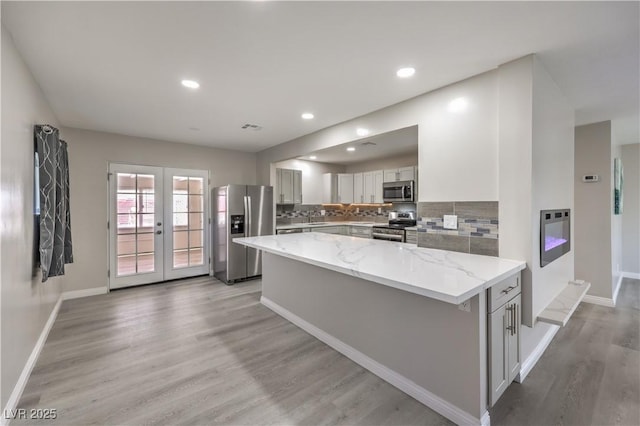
[540,209,570,267]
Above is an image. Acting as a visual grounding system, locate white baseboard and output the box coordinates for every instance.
[515,324,560,384]
[612,274,624,305]
[261,296,488,426]
[62,286,107,300]
[582,294,615,307]
[622,271,640,280]
[1,295,62,426]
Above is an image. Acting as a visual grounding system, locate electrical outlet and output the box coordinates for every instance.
[320,210,326,216]
[444,214,458,230]
[378,207,382,214]
[458,300,471,312]
[356,207,360,213]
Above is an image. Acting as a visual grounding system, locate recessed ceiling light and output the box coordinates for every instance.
[309,155,317,160]
[396,67,416,78]
[181,79,200,89]
[356,128,370,137]
[301,113,314,120]
[346,147,356,152]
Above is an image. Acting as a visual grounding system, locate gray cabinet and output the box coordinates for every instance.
[316,225,349,235]
[405,229,417,244]
[349,225,372,238]
[488,274,521,406]
[383,166,415,183]
[337,174,354,204]
[276,168,302,204]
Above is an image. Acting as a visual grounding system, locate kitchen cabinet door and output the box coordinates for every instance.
[362,172,374,203]
[293,170,302,204]
[322,173,338,203]
[337,174,354,204]
[398,166,415,181]
[353,173,364,204]
[383,169,399,182]
[489,302,509,406]
[373,170,384,203]
[489,293,521,406]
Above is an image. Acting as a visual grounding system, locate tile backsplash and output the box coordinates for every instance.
[276,204,413,224]
[417,201,499,257]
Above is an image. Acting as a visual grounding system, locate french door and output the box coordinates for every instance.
[108,164,209,289]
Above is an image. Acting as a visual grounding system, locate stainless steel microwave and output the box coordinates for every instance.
[383,180,414,202]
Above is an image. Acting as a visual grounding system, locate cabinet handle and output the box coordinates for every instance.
[501,285,517,295]
[506,305,515,335]
[514,304,518,336]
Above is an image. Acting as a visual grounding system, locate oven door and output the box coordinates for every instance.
[372,230,405,242]
[383,180,414,202]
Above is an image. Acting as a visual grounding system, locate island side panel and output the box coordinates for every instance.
[261,252,487,421]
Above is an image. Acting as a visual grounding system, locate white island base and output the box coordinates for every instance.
[261,252,490,425]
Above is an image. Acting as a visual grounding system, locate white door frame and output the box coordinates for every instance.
[108,164,210,289]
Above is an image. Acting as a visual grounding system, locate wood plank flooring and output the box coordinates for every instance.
[14,276,452,426]
[491,278,640,426]
[14,276,639,425]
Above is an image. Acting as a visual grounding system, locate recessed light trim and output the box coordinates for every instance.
[301,113,314,120]
[181,79,200,89]
[346,147,356,152]
[356,128,370,137]
[396,67,416,78]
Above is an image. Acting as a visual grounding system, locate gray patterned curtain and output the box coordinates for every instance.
[35,124,73,282]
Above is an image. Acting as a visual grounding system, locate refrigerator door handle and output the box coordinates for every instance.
[243,195,249,237]
[246,195,252,237]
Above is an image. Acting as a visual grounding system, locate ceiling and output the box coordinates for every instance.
[2,1,638,152]
[298,126,418,165]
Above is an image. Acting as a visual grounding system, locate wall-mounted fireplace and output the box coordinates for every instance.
[540,209,571,267]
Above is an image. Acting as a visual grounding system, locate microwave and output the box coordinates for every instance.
[383,180,414,202]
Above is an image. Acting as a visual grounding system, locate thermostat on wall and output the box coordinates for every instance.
[582,175,600,183]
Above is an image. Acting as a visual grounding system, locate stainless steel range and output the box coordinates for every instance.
[372,211,416,242]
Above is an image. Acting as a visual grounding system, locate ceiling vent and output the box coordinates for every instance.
[241,123,263,131]
[361,141,377,146]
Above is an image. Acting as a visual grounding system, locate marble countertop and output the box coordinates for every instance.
[235,233,526,304]
[276,221,380,230]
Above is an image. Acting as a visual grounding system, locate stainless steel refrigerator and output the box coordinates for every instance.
[212,185,273,284]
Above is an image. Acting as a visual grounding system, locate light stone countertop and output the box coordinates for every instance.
[276,221,380,230]
[235,232,526,304]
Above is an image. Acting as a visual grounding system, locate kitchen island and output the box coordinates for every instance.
[235,233,526,425]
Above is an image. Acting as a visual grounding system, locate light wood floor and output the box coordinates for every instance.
[15,276,639,425]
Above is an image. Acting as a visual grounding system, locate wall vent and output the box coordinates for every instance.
[241,123,263,131]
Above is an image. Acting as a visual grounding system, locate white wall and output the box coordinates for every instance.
[574,122,614,299]
[1,25,64,411]
[498,55,575,363]
[60,127,257,293]
[621,143,640,275]
[344,152,418,173]
[274,159,345,205]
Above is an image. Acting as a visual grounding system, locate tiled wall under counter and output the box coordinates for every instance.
[417,201,499,256]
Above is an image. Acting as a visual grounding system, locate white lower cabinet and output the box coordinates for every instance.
[488,275,521,407]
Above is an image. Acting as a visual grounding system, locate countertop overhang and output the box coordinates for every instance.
[235,233,526,304]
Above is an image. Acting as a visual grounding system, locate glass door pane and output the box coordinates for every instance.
[164,169,209,280]
[109,164,164,289]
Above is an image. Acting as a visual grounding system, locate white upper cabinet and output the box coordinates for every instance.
[276,168,302,204]
[362,170,384,203]
[383,166,416,182]
[337,173,354,204]
[353,173,364,204]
